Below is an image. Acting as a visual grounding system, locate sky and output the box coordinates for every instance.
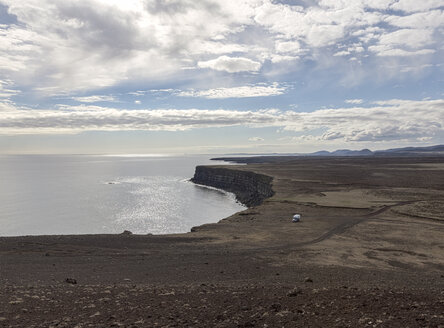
[0,0,443,154]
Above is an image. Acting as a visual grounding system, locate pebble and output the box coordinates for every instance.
[270,303,282,312]
[65,278,77,285]
[287,288,303,297]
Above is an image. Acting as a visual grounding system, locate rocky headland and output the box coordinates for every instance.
[191,166,274,207]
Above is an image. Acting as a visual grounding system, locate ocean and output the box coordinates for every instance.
[0,154,245,236]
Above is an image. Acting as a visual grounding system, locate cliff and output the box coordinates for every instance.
[191,166,274,207]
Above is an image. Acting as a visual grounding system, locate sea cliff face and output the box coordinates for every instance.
[191,166,274,207]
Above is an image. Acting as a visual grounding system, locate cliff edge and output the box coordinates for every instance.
[191,166,274,207]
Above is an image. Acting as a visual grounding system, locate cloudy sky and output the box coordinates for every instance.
[0,0,443,154]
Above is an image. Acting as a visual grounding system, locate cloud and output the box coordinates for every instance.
[0,79,20,98]
[399,63,434,73]
[72,95,117,103]
[0,0,442,96]
[269,54,299,63]
[369,47,435,57]
[254,0,383,46]
[334,51,351,57]
[0,0,261,92]
[197,56,261,73]
[282,99,444,142]
[386,10,444,29]
[187,41,251,56]
[390,0,444,13]
[275,40,303,54]
[378,29,435,48]
[248,137,264,142]
[177,83,286,99]
[368,28,437,56]
[345,99,364,104]
[0,104,283,134]
[0,99,442,145]
[128,91,147,96]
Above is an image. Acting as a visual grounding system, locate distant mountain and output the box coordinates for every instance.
[309,146,444,157]
[310,150,332,156]
[375,145,444,156]
[312,149,374,157]
[212,145,444,163]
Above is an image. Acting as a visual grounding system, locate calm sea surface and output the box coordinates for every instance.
[0,155,245,236]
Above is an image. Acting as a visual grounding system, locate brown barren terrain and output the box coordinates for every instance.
[1,157,443,327]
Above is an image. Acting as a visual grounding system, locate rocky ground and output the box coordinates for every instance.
[1,156,444,327]
[2,282,443,327]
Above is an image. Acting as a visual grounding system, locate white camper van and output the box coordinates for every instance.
[292,214,301,222]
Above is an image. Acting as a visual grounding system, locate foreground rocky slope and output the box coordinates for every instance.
[2,280,443,328]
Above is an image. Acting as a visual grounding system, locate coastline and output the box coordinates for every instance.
[1,156,444,327]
